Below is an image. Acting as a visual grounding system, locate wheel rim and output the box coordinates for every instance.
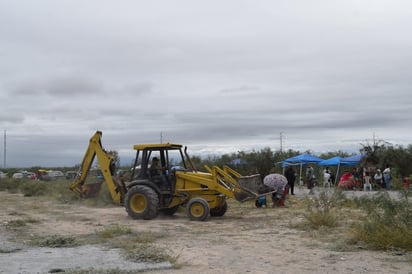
[189,202,205,218]
[130,193,147,214]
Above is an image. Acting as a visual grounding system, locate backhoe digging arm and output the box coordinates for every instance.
[70,131,126,204]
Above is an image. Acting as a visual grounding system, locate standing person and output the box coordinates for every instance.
[374,168,383,188]
[284,166,296,195]
[323,169,331,188]
[383,165,391,190]
[306,165,315,194]
[323,166,331,176]
[351,167,361,189]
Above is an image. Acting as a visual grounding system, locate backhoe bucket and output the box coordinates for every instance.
[79,182,103,198]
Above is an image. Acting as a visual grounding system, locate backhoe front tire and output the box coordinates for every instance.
[210,201,227,217]
[186,198,210,221]
[125,185,159,220]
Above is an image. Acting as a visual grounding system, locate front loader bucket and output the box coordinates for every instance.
[209,166,265,202]
[238,174,272,194]
[233,174,269,202]
[231,180,275,203]
[233,188,256,202]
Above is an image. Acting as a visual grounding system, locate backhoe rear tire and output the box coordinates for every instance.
[125,185,159,220]
[186,198,210,221]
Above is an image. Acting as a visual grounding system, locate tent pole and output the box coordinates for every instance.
[335,163,340,186]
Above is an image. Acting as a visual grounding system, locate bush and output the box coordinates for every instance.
[304,188,346,228]
[0,178,23,193]
[20,181,48,196]
[35,235,77,248]
[352,190,412,251]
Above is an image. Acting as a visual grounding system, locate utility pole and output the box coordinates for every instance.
[280,132,283,153]
[3,129,6,168]
[160,131,163,144]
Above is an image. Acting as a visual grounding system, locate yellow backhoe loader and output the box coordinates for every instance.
[70,131,274,221]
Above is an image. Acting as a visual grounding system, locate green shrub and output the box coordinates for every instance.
[124,243,177,263]
[304,188,346,228]
[19,181,48,196]
[98,225,132,239]
[0,178,23,193]
[34,234,77,248]
[5,217,40,230]
[352,190,412,251]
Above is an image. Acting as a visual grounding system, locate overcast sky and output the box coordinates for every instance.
[1,0,412,168]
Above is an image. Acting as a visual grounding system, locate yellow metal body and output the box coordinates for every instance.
[71,131,271,220]
[169,165,257,209]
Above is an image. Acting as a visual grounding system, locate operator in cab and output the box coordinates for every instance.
[149,157,164,177]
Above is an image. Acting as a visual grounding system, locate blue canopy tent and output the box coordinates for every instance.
[341,154,364,165]
[318,156,343,166]
[282,153,324,183]
[318,154,363,185]
[284,153,324,164]
[318,156,345,185]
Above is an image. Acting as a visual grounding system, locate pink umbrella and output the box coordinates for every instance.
[263,173,288,191]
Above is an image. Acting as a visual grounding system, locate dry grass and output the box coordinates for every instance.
[351,190,412,251]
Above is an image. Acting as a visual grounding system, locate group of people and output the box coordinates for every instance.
[371,165,392,190]
[281,164,392,195]
[334,165,392,191]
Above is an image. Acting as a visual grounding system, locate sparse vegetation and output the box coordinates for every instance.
[303,188,346,228]
[0,248,21,254]
[94,226,177,264]
[34,234,78,248]
[64,268,159,274]
[98,225,132,239]
[123,243,178,264]
[0,178,22,193]
[19,180,48,196]
[352,190,412,251]
[5,217,40,230]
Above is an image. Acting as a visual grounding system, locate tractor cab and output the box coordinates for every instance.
[129,143,192,206]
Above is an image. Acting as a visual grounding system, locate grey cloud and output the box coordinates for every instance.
[219,85,261,94]
[0,113,24,124]
[45,76,105,97]
[1,1,412,167]
[120,82,155,96]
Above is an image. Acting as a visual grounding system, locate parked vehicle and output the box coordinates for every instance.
[0,171,8,179]
[22,171,37,180]
[12,173,24,179]
[38,169,65,181]
[65,171,78,180]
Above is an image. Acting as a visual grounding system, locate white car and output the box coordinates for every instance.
[48,170,64,178]
[12,173,24,179]
[0,171,7,179]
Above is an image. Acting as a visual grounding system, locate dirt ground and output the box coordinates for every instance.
[1,188,411,274]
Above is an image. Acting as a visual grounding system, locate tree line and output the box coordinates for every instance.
[188,141,412,183]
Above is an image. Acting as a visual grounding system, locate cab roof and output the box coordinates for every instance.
[133,143,183,150]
